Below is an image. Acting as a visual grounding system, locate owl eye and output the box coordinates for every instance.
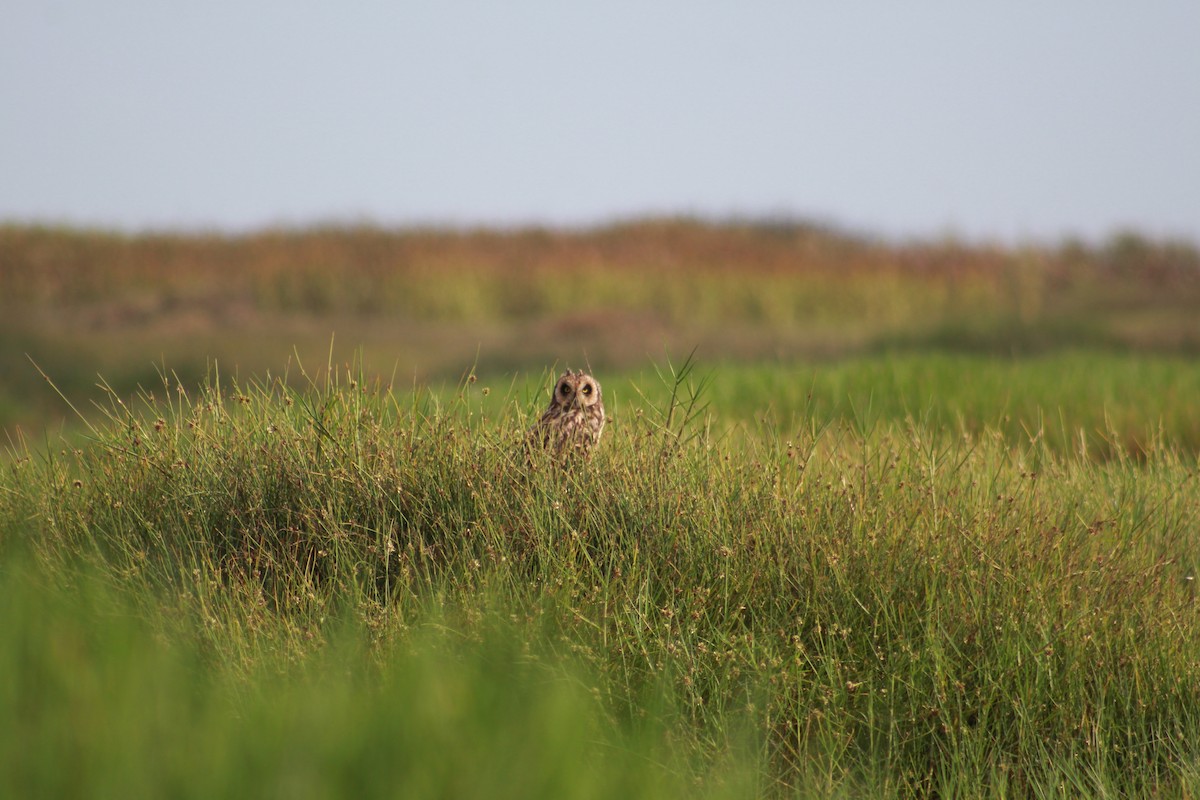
[581,384,592,395]
[559,382,572,394]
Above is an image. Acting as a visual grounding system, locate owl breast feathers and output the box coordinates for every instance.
[528,370,606,460]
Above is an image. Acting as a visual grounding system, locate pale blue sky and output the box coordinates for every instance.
[3,2,1198,243]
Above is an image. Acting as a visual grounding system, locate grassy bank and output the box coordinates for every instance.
[3,356,1198,796]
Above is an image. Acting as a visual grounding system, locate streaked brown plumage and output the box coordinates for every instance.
[527,369,606,461]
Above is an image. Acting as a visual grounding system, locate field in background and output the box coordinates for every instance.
[3,219,1199,435]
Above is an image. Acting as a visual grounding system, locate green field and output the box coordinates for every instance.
[2,222,1200,797]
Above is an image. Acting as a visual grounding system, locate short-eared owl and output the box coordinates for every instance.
[528,370,606,460]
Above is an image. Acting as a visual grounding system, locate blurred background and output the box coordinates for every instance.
[2,2,1199,434]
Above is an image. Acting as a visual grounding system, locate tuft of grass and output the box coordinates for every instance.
[2,358,1199,796]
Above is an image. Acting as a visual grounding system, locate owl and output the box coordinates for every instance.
[527,369,606,460]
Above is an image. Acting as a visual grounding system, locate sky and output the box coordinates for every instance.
[2,2,1199,244]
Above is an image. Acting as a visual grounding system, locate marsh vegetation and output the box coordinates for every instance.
[2,221,1198,797]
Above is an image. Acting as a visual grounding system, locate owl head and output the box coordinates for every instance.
[553,369,602,411]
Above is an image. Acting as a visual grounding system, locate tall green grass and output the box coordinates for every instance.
[2,357,1199,796]
[0,554,720,800]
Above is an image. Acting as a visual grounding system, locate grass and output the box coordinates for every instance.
[3,219,1198,795]
[701,351,1200,457]
[3,353,1199,797]
[0,555,709,799]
